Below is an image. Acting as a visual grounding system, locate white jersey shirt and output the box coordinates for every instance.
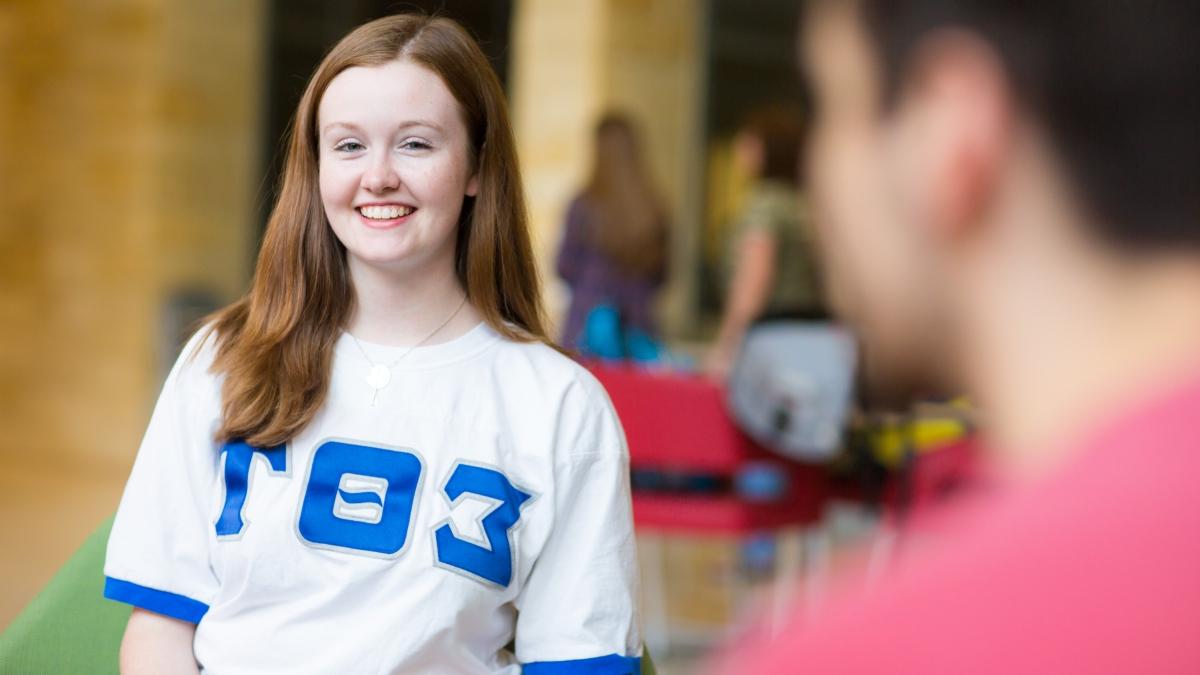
[104,323,642,674]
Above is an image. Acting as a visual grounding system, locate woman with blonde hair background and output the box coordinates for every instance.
[557,113,670,354]
[103,14,641,674]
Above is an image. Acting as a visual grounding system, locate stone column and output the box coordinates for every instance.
[0,0,265,470]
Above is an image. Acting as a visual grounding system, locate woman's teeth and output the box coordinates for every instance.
[358,205,415,220]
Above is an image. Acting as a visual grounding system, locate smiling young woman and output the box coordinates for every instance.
[102,15,641,675]
[208,17,550,449]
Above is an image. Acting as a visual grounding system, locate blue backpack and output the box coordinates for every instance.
[580,303,663,363]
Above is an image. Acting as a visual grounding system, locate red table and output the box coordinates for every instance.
[589,362,829,532]
[589,362,833,654]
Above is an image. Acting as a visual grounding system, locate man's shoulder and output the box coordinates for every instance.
[721,381,1200,674]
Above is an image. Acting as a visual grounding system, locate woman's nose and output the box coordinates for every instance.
[362,153,400,193]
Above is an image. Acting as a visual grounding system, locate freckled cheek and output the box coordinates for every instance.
[318,162,360,210]
[405,162,470,208]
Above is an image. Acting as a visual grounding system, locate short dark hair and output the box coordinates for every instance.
[741,104,807,184]
[856,0,1199,250]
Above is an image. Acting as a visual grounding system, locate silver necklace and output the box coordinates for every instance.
[349,295,468,406]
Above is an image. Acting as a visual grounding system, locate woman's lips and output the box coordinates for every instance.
[356,204,417,229]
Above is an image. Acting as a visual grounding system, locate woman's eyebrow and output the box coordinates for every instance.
[316,121,362,141]
[396,119,444,133]
[320,120,444,136]
[320,121,362,138]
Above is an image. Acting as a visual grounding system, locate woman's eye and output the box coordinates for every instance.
[399,139,432,151]
[334,140,365,152]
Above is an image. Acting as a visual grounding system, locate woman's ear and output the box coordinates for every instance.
[466,173,479,197]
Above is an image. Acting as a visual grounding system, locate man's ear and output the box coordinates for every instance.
[901,29,1011,241]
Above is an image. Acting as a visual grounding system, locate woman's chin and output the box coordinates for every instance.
[346,248,454,278]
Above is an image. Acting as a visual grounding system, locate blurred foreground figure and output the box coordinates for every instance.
[713,0,1200,672]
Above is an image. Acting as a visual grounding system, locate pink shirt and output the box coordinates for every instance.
[713,373,1200,674]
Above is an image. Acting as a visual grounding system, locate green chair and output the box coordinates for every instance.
[0,518,656,674]
[0,517,129,674]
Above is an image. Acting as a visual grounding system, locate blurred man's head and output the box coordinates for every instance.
[801,0,1199,408]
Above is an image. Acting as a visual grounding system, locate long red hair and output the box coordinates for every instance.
[205,15,548,448]
[583,113,669,277]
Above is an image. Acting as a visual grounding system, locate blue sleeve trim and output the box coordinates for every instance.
[523,654,642,674]
[103,576,209,624]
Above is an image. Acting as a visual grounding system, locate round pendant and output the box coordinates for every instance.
[366,364,391,390]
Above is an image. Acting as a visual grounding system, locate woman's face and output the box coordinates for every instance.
[317,59,478,277]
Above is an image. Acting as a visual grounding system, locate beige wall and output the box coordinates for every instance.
[510,0,706,339]
[0,1,264,471]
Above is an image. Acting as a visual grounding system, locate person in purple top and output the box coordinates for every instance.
[556,113,670,351]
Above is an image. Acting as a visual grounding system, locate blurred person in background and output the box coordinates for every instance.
[705,106,824,380]
[714,0,1200,672]
[557,113,671,354]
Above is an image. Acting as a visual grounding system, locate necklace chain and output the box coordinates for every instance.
[349,295,468,405]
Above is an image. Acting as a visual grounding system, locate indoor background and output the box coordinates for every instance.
[1,0,819,670]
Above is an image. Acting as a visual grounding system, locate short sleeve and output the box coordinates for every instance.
[103,330,223,623]
[514,378,642,674]
[736,188,781,238]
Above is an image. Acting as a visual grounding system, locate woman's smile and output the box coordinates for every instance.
[356,202,418,229]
